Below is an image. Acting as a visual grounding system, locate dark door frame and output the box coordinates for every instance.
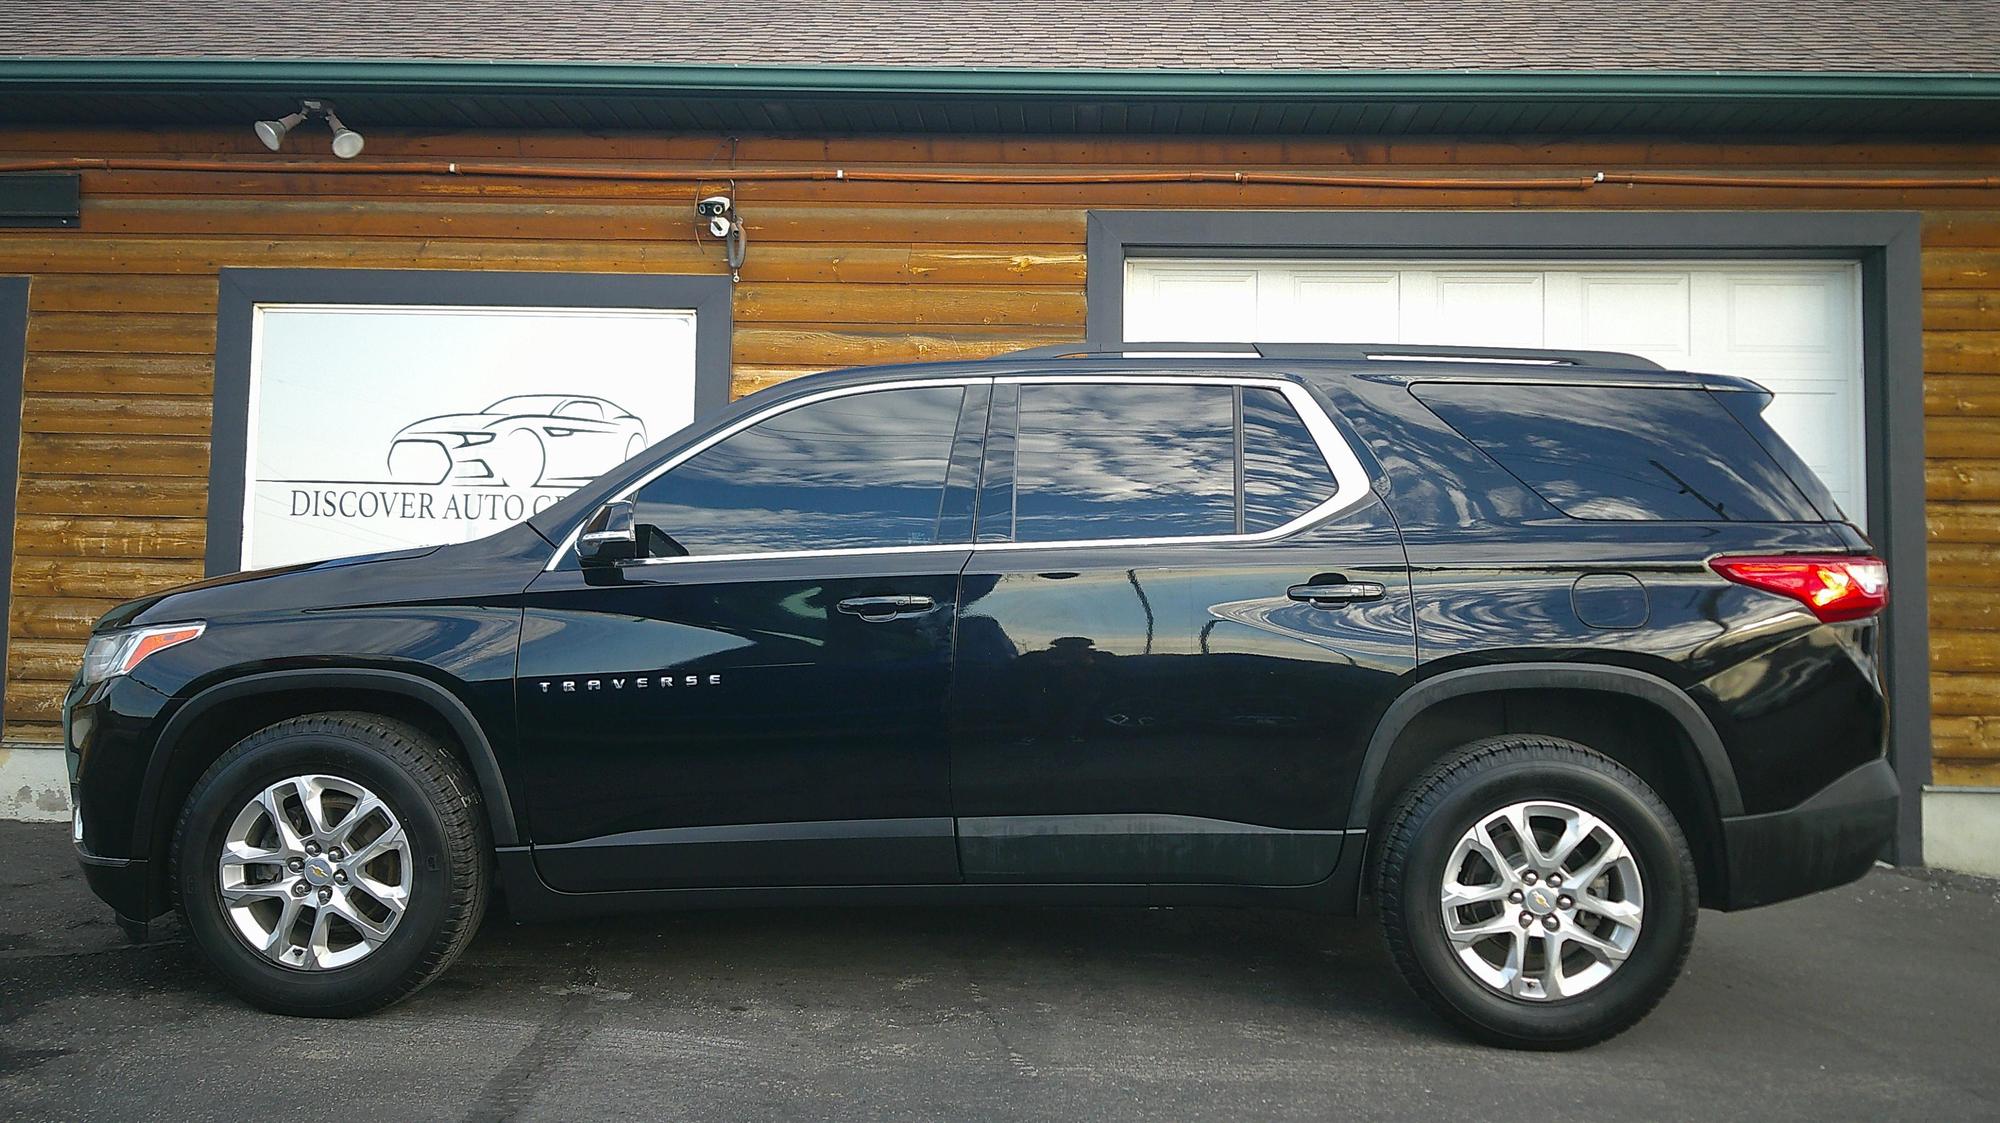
[1083,209,1928,863]
[0,276,27,733]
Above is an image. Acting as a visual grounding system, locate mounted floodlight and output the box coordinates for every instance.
[251,99,365,158]
[322,106,365,159]
[253,110,307,151]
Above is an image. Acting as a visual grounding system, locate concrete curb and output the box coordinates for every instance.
[0,744,68,822]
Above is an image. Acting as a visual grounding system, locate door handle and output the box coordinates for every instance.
[1287,582,1386,607]
[836,595,938,621]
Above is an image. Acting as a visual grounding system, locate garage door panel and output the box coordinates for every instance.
[1427,272,1545,347]
[1125,266,1258,342]
[1267,271,1400,342]
[1757,380,1856,491]
[1126,257,1865,523]
[1721,273,1851,361]
[1575,273,1693,357]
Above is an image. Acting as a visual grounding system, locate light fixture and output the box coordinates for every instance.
[253,110,306,151]
[251,99,365,159]
[321,106,365,159]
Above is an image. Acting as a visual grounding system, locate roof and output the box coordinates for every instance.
[7,0,2000,72]
[4,0,2000,136]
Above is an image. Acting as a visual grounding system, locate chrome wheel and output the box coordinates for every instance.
[217,775,412,971]
[1440,799,1644,1002]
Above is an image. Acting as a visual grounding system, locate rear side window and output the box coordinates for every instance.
[632,385,965,555]
[997,381,1346,543]
[1242,387,1338,532]
[1012,383,1238,541]
[1410,382,1819,522]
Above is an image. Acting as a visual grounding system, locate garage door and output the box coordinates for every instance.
[1124,260,1866,523]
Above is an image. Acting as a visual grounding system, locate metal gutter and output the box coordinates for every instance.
[2,58,1999,102]
[5,156,1997,193]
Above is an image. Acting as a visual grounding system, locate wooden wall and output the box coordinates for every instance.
[1,128,1997,788]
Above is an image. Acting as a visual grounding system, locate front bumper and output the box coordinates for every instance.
[77,849,153,922]
[65,672,175,921]
[1716,758,1898,910]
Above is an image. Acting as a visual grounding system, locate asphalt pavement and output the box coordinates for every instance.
[2,820,1997,1121]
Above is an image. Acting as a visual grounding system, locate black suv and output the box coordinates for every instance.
[65,342,1896,1049]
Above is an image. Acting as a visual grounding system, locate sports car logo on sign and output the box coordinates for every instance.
[387,395,649,488]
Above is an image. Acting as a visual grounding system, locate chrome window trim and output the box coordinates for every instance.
[543,377,988,570]
[544,372,1373,571]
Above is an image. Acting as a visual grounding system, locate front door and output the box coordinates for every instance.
[951,376,1414,886]
[519,379,987,891]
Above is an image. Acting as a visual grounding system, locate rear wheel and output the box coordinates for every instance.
[173,712,489,1017]
[1375,735,1696,1049]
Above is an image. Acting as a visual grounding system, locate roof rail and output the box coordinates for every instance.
[1003,341,1661,370]
[1004,341,1262,360]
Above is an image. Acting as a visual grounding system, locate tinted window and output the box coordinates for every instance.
[633,385,965,555]
[1011,383,1236,541]
[1242,387,1337,531]
[1411,382,1818,522]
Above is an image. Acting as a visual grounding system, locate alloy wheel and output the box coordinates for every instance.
[216,774,412,971]
[1439,799,1644,1001]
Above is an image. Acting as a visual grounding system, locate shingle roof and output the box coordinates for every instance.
[5,0,1999,73]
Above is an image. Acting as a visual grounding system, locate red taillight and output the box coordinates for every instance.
[1709,555,1888,622]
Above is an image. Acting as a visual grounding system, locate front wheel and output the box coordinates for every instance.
[172,712,490,1016]
[1374,735,1697,1050]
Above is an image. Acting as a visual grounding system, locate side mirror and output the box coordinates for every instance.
[575,501,638,567]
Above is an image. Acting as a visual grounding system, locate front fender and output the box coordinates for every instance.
[134,667,522,852]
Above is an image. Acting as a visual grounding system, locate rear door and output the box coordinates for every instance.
[951,374,1415,887]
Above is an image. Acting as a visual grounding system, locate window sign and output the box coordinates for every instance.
[243,304,697,569]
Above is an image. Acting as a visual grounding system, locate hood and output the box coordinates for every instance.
[94,522,553,633]
[394,413,506,437]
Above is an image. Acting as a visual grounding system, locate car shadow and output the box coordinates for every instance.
[447,900,1443,1037]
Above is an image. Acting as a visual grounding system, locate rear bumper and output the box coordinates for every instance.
[1716,758,1897,911]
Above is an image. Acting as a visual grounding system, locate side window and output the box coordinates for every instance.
[556,399,605,420]
[1411,382,1818,522]
[1011,383,1237,542]
[1242,387,1338,532]
[632,385,966,555]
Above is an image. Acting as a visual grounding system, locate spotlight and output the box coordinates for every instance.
[250,99,365,158]
[253,110,306,151]
[322,106,365,159]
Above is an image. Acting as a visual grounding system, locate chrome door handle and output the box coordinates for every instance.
[1287,582,1385,607]
[836,595,937,621]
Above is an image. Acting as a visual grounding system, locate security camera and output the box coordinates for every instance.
[696,196,733,238]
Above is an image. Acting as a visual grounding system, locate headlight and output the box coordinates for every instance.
[78,622,205,688]
[459,432,496,447]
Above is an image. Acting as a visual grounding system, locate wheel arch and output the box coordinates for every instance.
[1348,663,1743,907]
[136,668,522,872]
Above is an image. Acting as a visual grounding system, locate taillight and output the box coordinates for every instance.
[1709,555,1887,622]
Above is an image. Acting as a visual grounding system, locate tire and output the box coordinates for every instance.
[1374,735,1697,1050]
[172,712,490,1017]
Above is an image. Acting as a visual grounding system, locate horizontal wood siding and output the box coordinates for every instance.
[2,129,1998,790]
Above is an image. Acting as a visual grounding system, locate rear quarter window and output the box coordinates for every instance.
[1410,382,1820,522]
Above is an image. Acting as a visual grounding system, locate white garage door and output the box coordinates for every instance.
[1125,259,1866,523]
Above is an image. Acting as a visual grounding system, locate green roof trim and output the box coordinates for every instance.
[4,57,2000,102]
